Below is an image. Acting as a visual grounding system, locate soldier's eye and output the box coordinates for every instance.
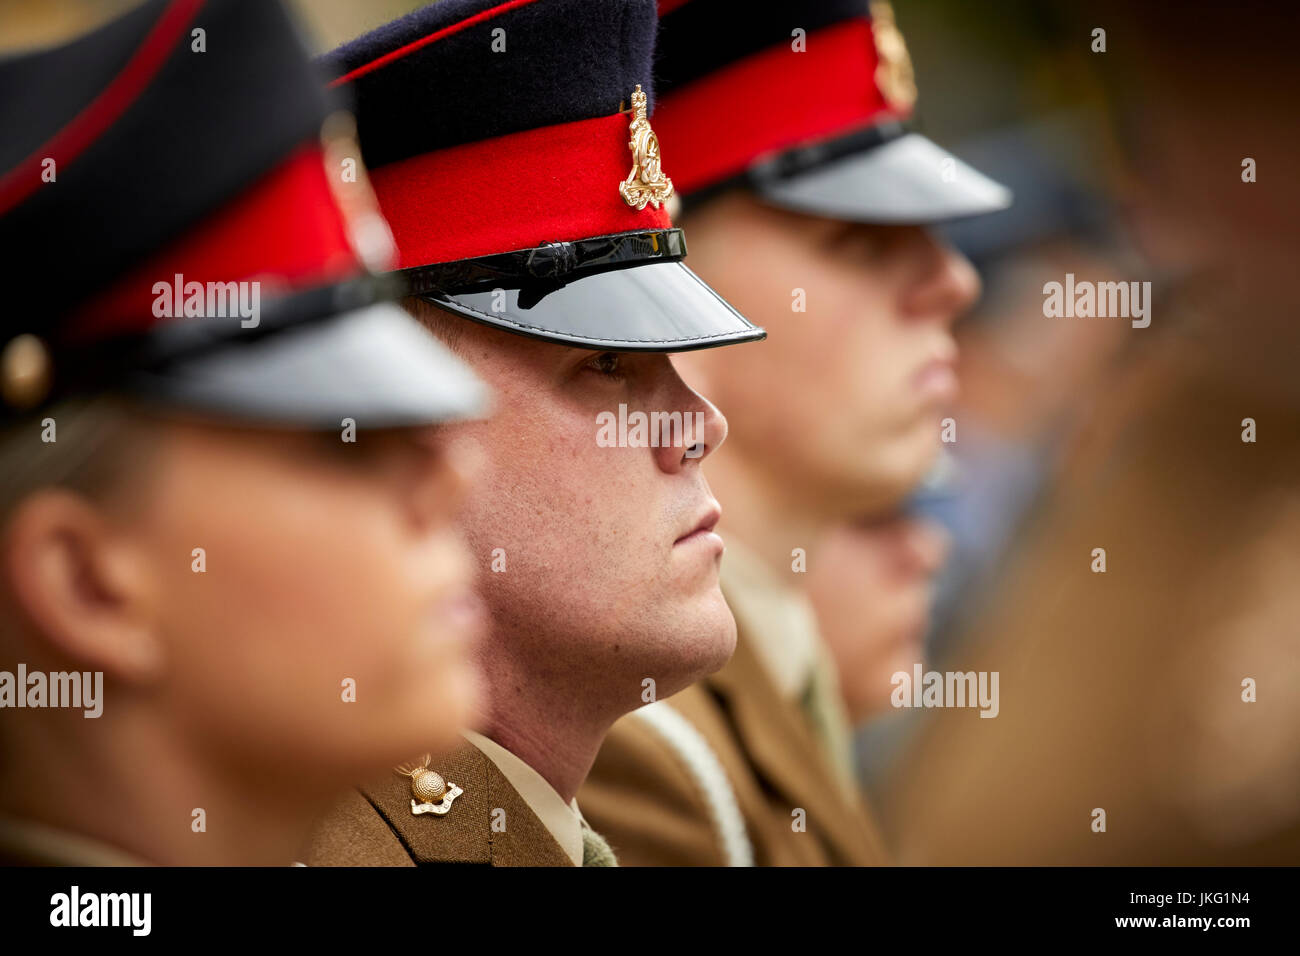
[584,352,626,380]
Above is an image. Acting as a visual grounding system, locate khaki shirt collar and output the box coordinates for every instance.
[462,730,585,867]
[719,537,820,700]
[717,536,861,799]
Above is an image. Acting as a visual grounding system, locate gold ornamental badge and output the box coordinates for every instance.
[619,85,674,211]
[870,2,917,113]
[1,334,52,410]
[395,754,463,816]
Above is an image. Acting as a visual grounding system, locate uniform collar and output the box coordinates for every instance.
[462,730,585,867]
[719,537,821,699]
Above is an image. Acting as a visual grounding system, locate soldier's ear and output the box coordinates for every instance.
[1,489,164,684]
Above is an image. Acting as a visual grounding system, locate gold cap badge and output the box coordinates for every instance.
[396,754,463,816]
[870,2,917,113]
[619,85,674,211]
[1,334,52,410]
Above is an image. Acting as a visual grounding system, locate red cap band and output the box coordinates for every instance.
[370,111,672,269]
[654,18,906,195]
[69,144,360,340]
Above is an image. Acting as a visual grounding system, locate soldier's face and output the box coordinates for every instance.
[442,323,736,714]
[674,190,980,517]
[86,420,482,779]
[805,515,949,723]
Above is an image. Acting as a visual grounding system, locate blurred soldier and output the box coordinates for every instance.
[884,0,1300,865]
[805,512,949,725]
[580,0,1008,865]
[0,0,489,866]
[304,0,764,867]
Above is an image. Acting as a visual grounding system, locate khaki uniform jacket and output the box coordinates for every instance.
[306,740,574,867]
[884,343,1300,865]
[580,627,889,866]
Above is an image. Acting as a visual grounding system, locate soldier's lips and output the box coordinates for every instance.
[914,359,957,402]
[913,339,959,404]
[674,503,723,551]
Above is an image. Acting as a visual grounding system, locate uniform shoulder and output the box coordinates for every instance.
[303,787,415,867]
[305,742,492,866]
[582,690,747,866]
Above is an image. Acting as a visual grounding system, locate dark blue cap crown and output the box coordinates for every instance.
[321,0,659,170]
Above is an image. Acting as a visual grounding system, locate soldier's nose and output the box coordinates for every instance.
[653,392,727,474]
[900,229,982,324]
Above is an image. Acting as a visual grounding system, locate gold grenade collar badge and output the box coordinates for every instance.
[619,85,674,211]
[395,754,463,816]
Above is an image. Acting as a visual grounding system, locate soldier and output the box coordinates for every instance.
[884,0,1300,867]
[805,511,950,725]
[579,0,1009,865]
[304,0,764,867]
[0,0,488,866]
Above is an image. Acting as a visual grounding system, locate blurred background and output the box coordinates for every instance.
[876,0,1300,865]
[0,0,422,51]
[5,0,1295,864]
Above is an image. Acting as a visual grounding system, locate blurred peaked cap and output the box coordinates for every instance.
[937,116,1117,267]
[0,0,488,428]
[0,0,339,330]
[654,0,1011,224]
[318,0,764,353]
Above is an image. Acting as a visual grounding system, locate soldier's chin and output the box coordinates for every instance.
[849,435,940,513]
[661,589,737,694]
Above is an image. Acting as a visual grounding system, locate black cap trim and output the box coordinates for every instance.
[6,274,400,421]
[399,228,688,299]
[681,120,905,214]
